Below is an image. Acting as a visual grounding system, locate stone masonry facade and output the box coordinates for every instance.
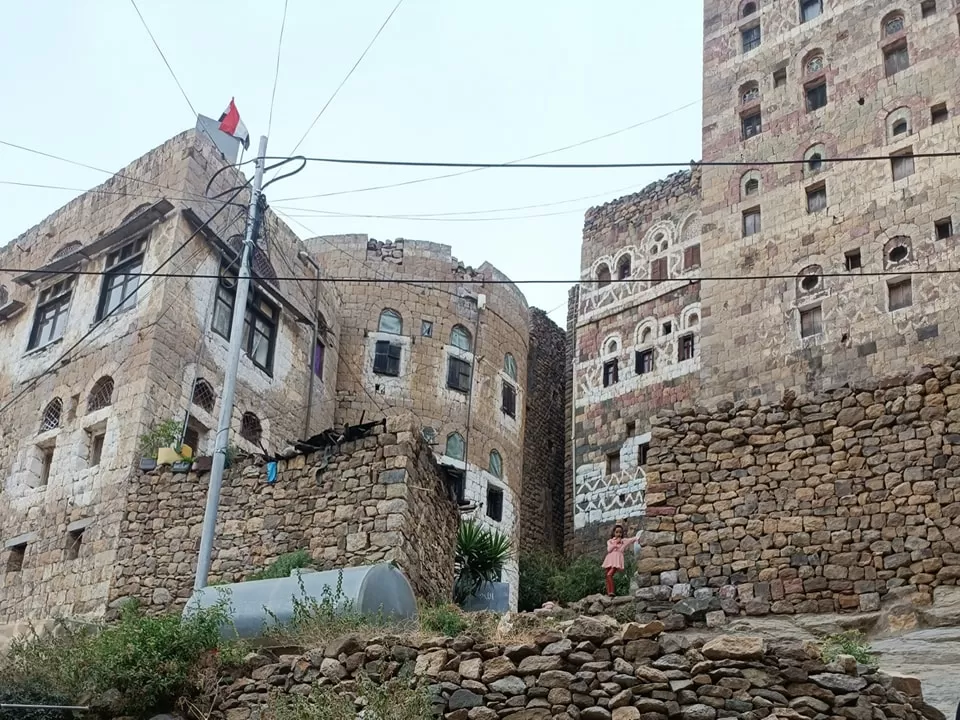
[636,358,960,618]
[110,414,458,607]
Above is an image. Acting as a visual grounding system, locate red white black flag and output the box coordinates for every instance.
[218,98,250,150]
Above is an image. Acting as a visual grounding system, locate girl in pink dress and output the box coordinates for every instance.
[602,523,639,596]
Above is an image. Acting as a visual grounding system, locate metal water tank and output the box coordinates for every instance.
[182,563,417,639]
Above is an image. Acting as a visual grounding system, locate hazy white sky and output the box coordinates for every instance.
[0,1,703,324]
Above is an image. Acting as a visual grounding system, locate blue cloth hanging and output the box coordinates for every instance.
[266,461,278,484]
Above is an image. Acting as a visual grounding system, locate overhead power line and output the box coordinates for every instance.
[288,0,405,155]
[284,151,960,170]
[128,0,197,116]
[3,267,958,284]
[276,99,702,201]
[267,0,291,136]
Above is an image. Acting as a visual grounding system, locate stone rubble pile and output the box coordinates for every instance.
[218,616,943,720]
[636,370,960,621]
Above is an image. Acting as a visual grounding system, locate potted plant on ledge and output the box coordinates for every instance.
[138,419,186,471]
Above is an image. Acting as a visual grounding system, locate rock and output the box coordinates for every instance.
[635,666,670,683]
[612,709,641,720]
[414,649,446,677]
[681,704,717,720]
[543,638,573,656]
[459,657,482,680]
[621,621,664,641]
[809,673,867,692]
[448,689,483,711]
[319,658,347,681]
[634,699,670,714]
[608,688,633,709]
[567,616,615,643]
[702,635,765,660]
[824,654,858,675]
[885,672,923,697]
[673,597,716,618]
[705,611,727,628]
[538,670,574,688]
[490,675,528,695]
[502,710,551,720]
[517,655,563,674]
[481,656,517,682]
[581,708,612,720]
[324,634,362,658]
[468,709,498,720]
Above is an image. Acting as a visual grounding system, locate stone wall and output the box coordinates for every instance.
[636,359,960,618]
[521,308,566,555]
[211,616,941,720]
[109,415,459,609]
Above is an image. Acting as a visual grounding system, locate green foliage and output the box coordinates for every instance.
[821,630,876,666]
[454,520,513,605]
[264,571,386,646]
[0,599,241,717]
[139,419,182,458]
[519,551,631,610]
[267,674,433,720]
[0,681,73,720]
[419,603,467,637]
[247,549,314,581]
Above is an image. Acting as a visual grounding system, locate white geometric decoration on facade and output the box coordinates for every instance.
[573,464,647,529]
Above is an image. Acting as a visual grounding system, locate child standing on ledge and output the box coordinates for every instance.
[603,523,639,597]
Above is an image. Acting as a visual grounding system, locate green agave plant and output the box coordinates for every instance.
[454,520,513,605]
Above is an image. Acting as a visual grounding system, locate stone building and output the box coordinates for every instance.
[568,0,960,556]
[308,236,562,605]
[567,171,703,554]
[0,128,340,638]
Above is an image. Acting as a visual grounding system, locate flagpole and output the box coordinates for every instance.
[193,134,268,592]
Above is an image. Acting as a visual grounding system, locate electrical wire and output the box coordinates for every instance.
[282,151,960,170]
[275,99,702,202]
[288,0,405,156]
[267,0,290,137]
[3,267,958,284]
[0,186,248,416]
[128,0,197,116]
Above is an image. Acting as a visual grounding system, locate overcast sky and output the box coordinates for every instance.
[0,1,703,324]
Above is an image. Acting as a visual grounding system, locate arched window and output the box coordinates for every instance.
[883,12,905,36]
[596,263,611,288]
[639,326,653,345]
[240,412,262,444]
[886,108,912,143]
[378,308,402,335]
[741,1,758,17]
[192,378,216,413]
[740,81,760,105]
[687,313,700,328]
[504,353,517,380]
[87,376,114,413]
[804,53,824,75]
[489,450,503,479]
[49,241,82,262]
[445,432,465,460]
[885,237,912,265]
[804,144,826,174]
[450,325,472,352]
[40,398,62,432]
[604,337,620,356]
[617,255,632,280]
[797,266,823,295]
[893,119,908,135]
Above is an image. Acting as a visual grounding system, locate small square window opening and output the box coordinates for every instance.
[637,443,649,466]
[373,341,402,377]
[805,82,828,112]
[89,432,104,467]
[806,183,827,213]
[635,349,655,375]
[800,305,823,338]
[773,68,787,87]
[936,218,954,239]
[679,334,696,361]
[602,360,619,388]
[743,208,762,237]
[800,0,823,23]
[6,543,26,573]
[921,0,936,18]
[845,249,862,271]
[606,452,621,475]
[625,421,636,436]
[502,382,517,418]
[742,111,762,139]
[662,321,673,336]
[884,41,910,77]
[683,244,701,269]
[485,485,504,522]
[421,320,434,337]
[650,257,668,285]
[931,103,949,124]
[742,25,761,53]
[888,279,913,311]
[65,528,84,561]
[891,150,915,181]
[39,446,54,487]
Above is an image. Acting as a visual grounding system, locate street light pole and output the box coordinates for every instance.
[193,134,268,592]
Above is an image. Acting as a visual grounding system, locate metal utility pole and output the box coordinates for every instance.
[298,251,322,439]
[194,135,268,591]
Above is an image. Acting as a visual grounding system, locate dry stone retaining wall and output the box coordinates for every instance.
[636,361,960,620]
[214,616,942,720]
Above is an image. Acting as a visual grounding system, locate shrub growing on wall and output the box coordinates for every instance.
[518,551,631,611]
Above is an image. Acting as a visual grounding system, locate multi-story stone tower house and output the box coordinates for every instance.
[700,0,960,399]
[568,0,960,556]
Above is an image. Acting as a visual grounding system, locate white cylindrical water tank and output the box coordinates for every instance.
[183,563,417,639]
